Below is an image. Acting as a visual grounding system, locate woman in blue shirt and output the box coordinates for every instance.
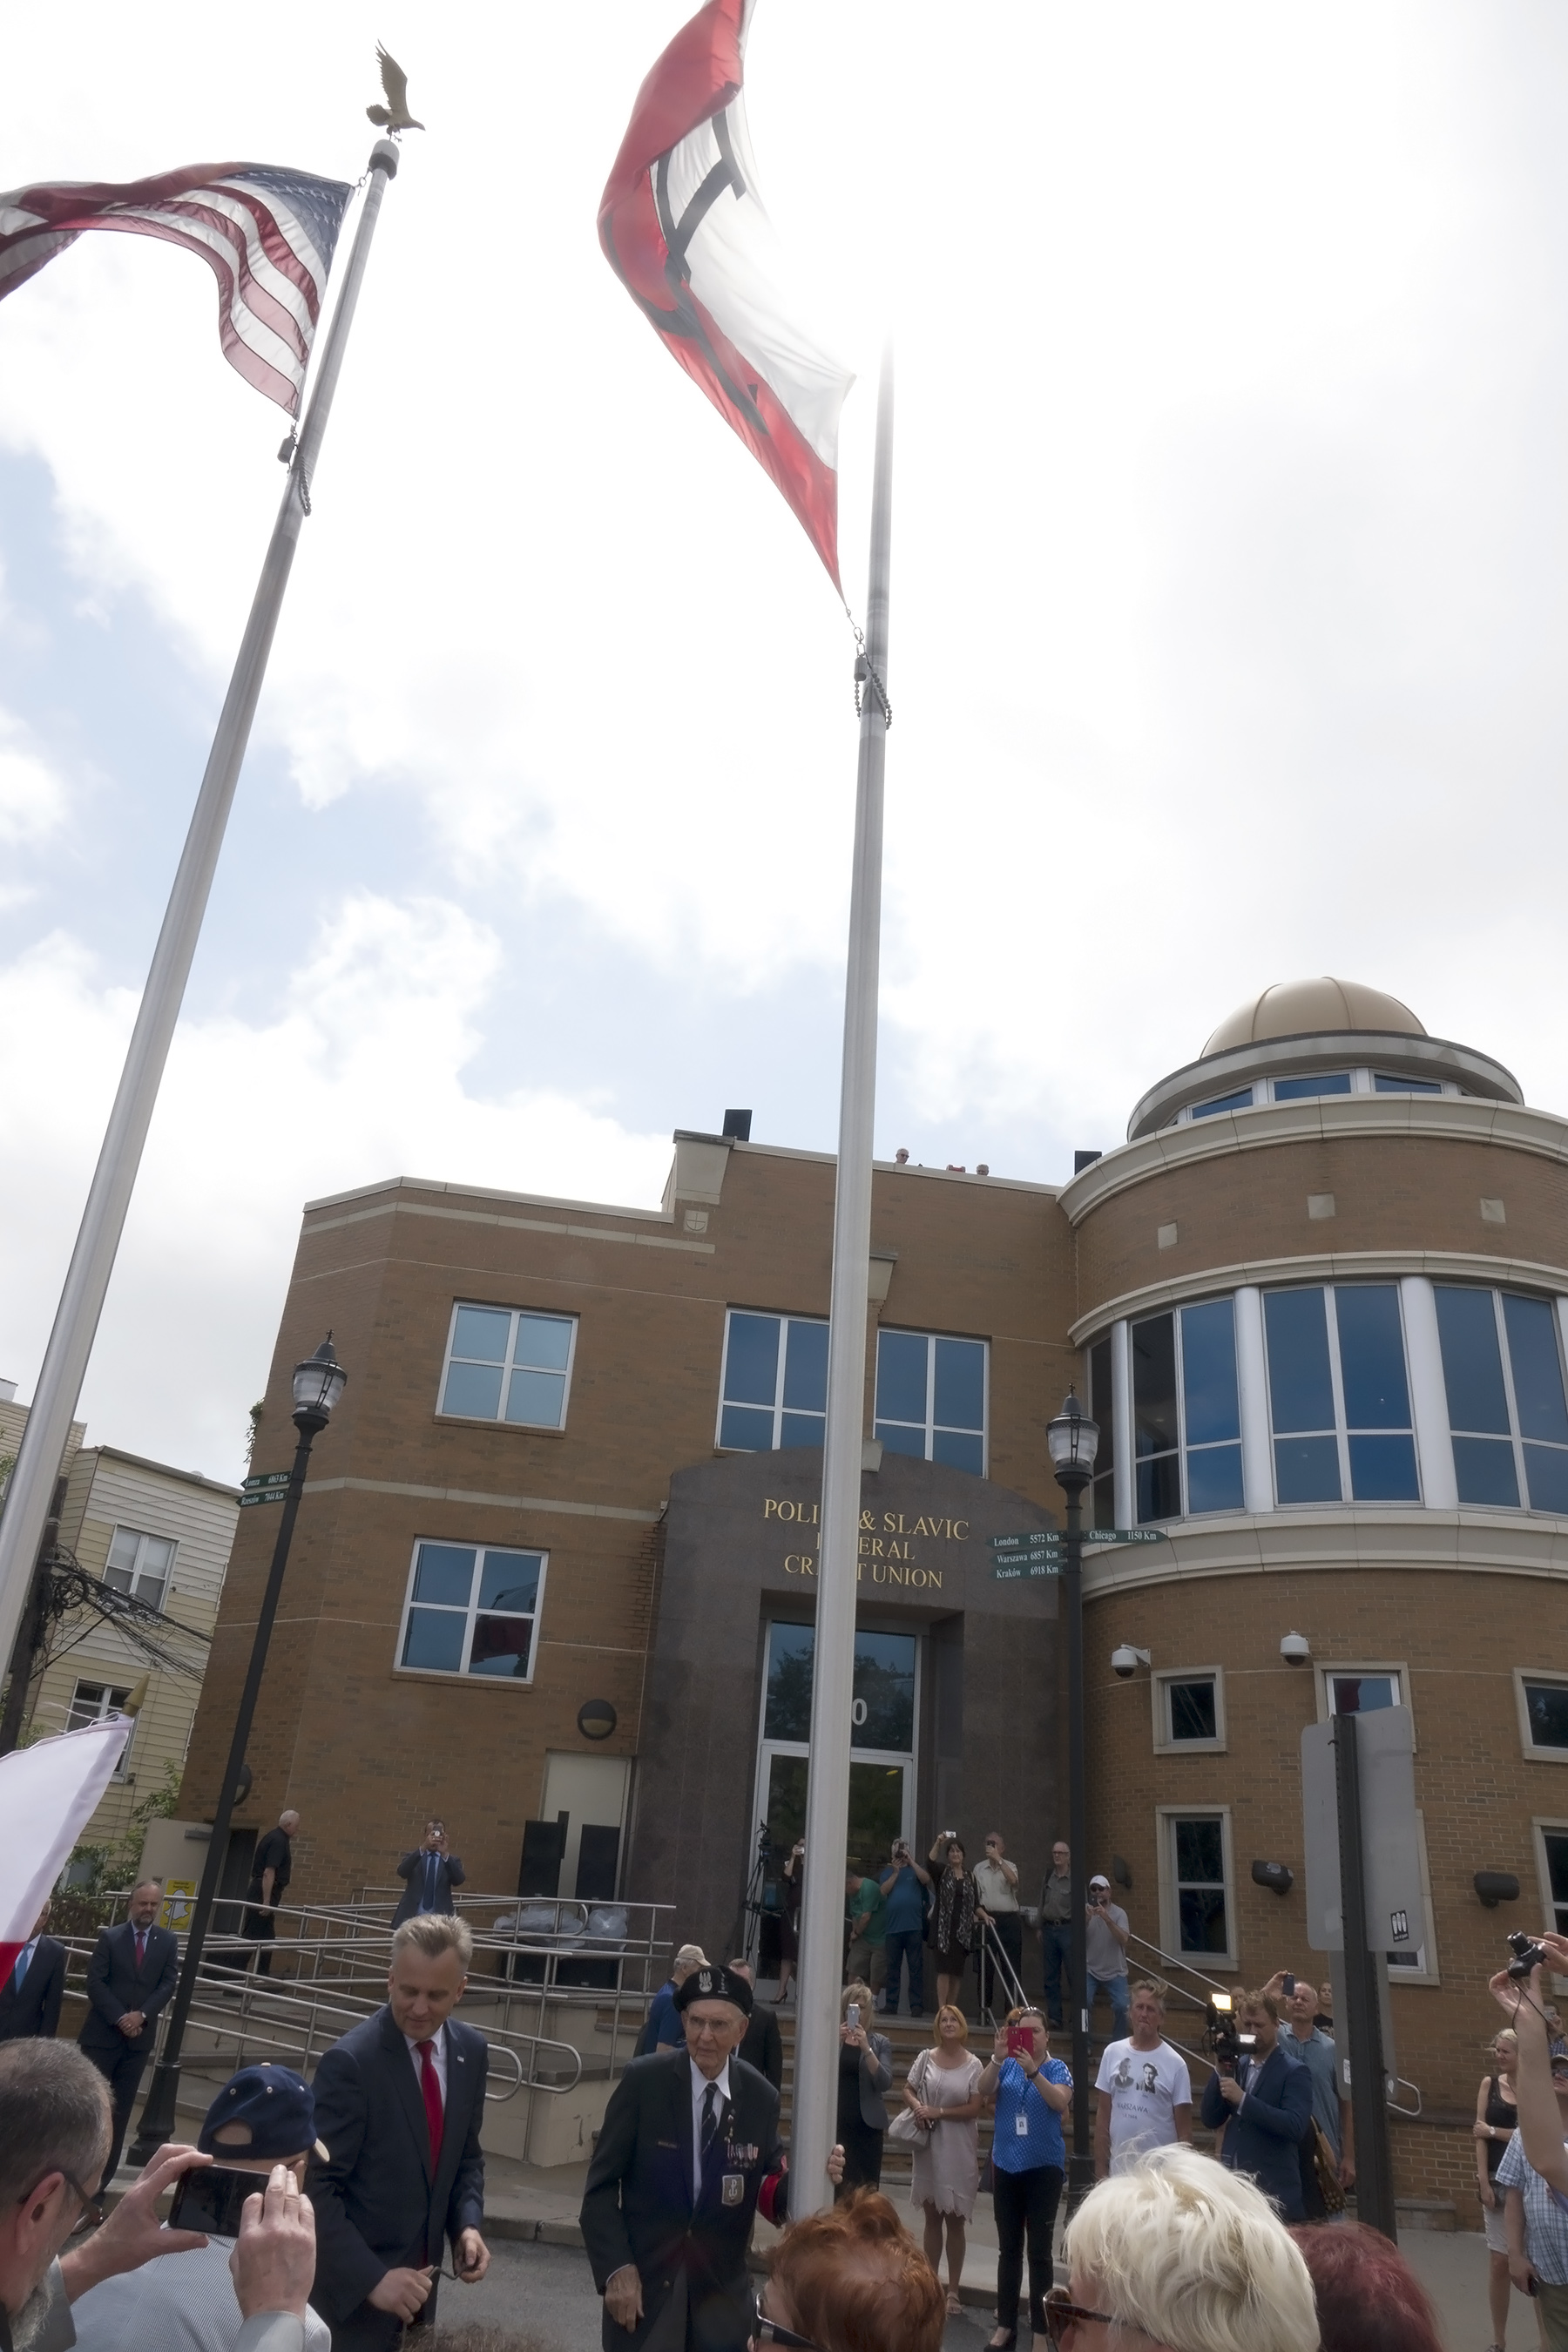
[978,2007,1071,2349]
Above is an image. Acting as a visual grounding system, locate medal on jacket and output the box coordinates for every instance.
[721,2174,745,2206]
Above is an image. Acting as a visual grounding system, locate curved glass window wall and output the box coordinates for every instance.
[1091,1279,1568,1527]
[1180,1068,1455,1125]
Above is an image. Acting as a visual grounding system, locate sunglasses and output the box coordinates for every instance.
[1042,2288,1115,2342]
[751,2293,819,2350]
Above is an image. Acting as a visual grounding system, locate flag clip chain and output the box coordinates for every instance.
[275,433,312,514]
[847,617,891,727]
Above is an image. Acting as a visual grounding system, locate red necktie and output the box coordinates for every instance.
[134,1930,146,1969]
[417,2038,443,2166]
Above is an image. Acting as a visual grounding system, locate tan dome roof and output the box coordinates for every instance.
[1202,978,1426,1058]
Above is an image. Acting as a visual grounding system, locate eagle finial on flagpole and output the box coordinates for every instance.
[367,44,424,134]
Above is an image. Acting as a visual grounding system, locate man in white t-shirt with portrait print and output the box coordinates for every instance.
[1093,1979,1193,2177]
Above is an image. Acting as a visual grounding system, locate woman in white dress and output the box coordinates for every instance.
[903,2002,985,2315]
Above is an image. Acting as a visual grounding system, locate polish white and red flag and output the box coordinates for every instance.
[598,0,854,588]
[0,1716,132,1982]
[0,163,353,416]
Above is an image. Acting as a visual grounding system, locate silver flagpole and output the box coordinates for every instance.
[0,139,402,1695]
[791,347,894,2214]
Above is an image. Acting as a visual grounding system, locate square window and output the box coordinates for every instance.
[718,1311,829,1451]
[396,1542,547,1683]
[1518,1675,1568,1761]
[872,1329,987,1470]
[439,1304,576,1429]
[1323,1667,1403,1717]
[1170,1680,1217,1741]
[1452,1435,1520,1508]
[1186,1443,1244,1514]
[105,1526,178,1608]
[1154,1669,1225,1754]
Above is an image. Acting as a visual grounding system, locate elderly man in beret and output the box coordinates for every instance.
[583,1961,813,2352]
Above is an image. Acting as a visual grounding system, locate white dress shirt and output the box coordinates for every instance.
[689,2056,732,2203]
[403,2017,449,2101]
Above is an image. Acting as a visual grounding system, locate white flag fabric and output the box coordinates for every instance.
[598,0,853,585]
[0,1715,132,1972]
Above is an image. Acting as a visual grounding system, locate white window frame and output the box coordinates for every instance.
[1152,1666,1227,1755]
[105,1525,177,1607]
[394,1538,549,1686]
[873,1327,990,1474]
[1314,1661,1411,1740]
[1381,1809,1441,1986]
[67,1680,134,1776]
[1132,1298,1247,1524]
[1532,1820,1568,1991]
[715,1311,828,1452]
[1437,1288,1568,1515]
[437,1302,578,1432]
[1156,1804,1238,1973]
[1517,1670,1568,1764]
[1262,1285,1423,1509]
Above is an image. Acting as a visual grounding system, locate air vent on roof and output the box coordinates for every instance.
[1074,1150,1102,1173]
[722,1109,753,1141]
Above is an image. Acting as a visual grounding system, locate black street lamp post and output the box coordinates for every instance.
[131,1336,346,2164]
[1046,1386,1099,2214]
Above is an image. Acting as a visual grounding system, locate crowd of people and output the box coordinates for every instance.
[14,1833,1568,2352]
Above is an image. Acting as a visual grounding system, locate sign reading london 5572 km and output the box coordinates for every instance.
[988,1527,1167,1580]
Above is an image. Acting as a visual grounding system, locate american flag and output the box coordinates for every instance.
[0,162,353,416]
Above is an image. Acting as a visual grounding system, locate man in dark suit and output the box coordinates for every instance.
[0,1903,65,2040]
[1199,1989,1314,2221]
[390,1820,466,1929]
[78,1879,179,2189]
[581,1962,783,2352]
[307,1910,490,2349]
[727,1960,781,2093]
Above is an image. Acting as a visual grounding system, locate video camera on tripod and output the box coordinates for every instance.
[1204,1990,1258,2071]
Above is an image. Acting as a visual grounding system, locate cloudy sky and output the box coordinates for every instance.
[3,2,1568,1482]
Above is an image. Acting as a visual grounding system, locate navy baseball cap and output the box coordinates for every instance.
[199,2065,327,2160]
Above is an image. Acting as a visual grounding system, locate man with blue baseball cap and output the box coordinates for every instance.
[70,2064,328,2352]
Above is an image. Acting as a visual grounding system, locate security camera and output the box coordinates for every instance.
[1111,1645,1151,1679]
[1280,1632,1311,1666]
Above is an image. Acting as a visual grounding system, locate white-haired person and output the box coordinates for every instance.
[1046,2143,1320,2352]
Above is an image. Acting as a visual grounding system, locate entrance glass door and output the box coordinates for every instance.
[754,1620,918,1877]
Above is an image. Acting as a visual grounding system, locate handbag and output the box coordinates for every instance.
[1310,2119,1347,2214]
[889,2051,931,2143]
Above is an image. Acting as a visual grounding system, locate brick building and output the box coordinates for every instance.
[182,974,1568,2203]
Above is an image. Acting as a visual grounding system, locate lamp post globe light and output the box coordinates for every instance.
[131,1336,346,2165]
[1046,1387,1098,2212]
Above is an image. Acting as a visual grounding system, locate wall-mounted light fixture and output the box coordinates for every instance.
[1251,1860,1294,1896]
[1474,1871,1521,1909]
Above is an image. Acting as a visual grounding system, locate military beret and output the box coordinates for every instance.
[673,1963,753,2018]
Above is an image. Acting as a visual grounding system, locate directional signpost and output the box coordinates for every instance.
[989,1527,1166,1580]
[238,1470,291,1511]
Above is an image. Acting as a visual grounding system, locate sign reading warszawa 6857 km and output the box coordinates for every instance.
[764,1495,972,1590]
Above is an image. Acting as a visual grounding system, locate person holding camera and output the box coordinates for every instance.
[877,1839,932,2018]
[1475,2028,1523,2351]
[972,1834,1023,2015]
[835,1982,893,2193]
[1199,1989,1313,2222]
[978,2008,1071,2349]
[391,1818,466,1929]
[928,1835,978,2017]
[774,1840,805,2004]
[1084,1875,1131,2043]
[70,2063,330,2352]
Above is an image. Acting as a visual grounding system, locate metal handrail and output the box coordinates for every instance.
[53,1931,583,2105]
[977,1918,1030,2021]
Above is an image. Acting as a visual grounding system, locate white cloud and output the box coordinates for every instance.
[0,898,672,1476]
[0,709,67,846]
